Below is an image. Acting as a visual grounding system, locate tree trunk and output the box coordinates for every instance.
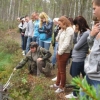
[18,0,21,17]
[8,0,13,21]
[74,0,77,18]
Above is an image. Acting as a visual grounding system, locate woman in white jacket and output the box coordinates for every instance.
[50,16,74,93]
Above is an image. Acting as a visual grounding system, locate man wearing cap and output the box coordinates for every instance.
[14,42,52,76]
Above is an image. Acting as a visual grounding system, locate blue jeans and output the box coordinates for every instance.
[51,42,58,65]
[70,61,86,96]
[80,75,100,99]
[26,37,32,53]
[70,61,85,77]
[39,40,51,50]
[32,36,39,44]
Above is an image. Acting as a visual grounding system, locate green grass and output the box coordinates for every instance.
[0,51,12,71]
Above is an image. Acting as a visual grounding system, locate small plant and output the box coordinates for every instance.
[71,77,99,100]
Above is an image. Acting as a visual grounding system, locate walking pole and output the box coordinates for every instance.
[3,70,14,91]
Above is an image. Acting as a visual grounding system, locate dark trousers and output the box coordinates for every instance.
[70,61,86,96]
[28,60,45,76]
[21,34,25,50]
[56,53,70,88]
[24,36,28,51]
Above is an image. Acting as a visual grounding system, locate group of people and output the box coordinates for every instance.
[17,12,53,56]
[16,12,53,76]
[14,0,100,99]
[50,15,90,97]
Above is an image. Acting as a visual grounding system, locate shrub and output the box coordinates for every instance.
[0,32,19,54]
[71,77,100,100]
[2,39,19,54]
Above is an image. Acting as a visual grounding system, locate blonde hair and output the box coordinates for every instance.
[39,12,49,28]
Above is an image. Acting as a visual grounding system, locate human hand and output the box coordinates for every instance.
[91,23,100,37]
[37,58,43,61]
[74,26,79,33]
[13,68,16,71]
[21,33,24,35]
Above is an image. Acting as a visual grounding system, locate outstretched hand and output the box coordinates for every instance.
[13,68,16,71]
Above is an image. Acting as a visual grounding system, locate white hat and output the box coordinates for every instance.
[53,18,59,22]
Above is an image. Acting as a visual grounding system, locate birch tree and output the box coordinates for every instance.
[0,0,93,29]
[8,0,13,21]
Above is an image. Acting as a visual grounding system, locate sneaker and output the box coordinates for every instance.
[22,51,25,54]
[50,84,59,88]
[22,51,25,56]
[22,53,25,56]
[65,93,77,98]
[55,88,64,93]
[51,76,57,81]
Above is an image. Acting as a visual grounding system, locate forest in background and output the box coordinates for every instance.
[0,0,92,30]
